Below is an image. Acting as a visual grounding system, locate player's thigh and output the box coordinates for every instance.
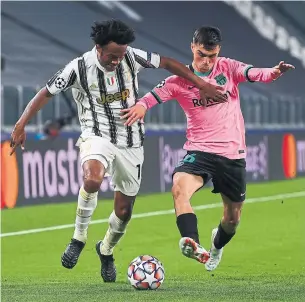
[112,146,144,197]
[213,158,247,203]
[79,136,116,182]
[172,151,213,199]
[221,193,244,222]
[172,172,204,200]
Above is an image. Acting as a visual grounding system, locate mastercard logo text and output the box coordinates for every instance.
[282,134,297,179]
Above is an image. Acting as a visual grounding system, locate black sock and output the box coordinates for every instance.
[176,213,200,244]
[213,223,235,249]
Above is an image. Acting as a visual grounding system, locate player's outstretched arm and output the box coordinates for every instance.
[121,76,179,126]
[10,87,53,155]
[247,61,295,83]
[159,56,226,102]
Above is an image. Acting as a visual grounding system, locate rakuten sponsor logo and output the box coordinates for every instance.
[246,136,269,180]
[22,139,113,200]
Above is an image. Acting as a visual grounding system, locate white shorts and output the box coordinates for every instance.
[78,136,144,196]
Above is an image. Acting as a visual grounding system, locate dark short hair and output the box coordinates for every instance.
[193,26,222,50]
[90,19,135,47]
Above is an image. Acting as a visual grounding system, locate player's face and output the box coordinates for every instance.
[96,42,128,71]
[191,43,220,73]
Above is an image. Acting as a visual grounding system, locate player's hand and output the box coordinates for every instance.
[120,104,147,126]
[199,82,227,104]
[272,61,295,80]
[10,123,26,155]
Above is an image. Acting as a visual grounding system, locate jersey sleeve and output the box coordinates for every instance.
[227,58,254,84]
[128,47,161,73]
[137,76,180,109]
[46,59,78,95]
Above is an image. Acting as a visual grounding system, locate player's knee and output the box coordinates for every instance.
[83,177,102,193]
[116,206,132,222]
[171,182,187,201]
[114,192,135,222]
[222,219,240,234]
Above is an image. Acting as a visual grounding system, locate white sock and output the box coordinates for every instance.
[73,185,98,243]
[100,211,128,255]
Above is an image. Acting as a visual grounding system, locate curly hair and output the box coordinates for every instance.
[90,19,135,47]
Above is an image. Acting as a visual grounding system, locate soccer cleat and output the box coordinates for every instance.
[179,237,210,264]
[61,238,85,269]
[96,240,117,282]
[205,228,224,271]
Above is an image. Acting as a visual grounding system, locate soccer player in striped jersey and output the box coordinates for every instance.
[9,20,226,282]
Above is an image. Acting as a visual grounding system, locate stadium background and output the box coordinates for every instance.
[1,0,305,209]
[1,1,305,301]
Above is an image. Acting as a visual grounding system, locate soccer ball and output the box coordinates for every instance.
[127,255,165,290]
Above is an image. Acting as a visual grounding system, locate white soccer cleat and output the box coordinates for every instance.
[179,237,210,264]
[205,228,223,271]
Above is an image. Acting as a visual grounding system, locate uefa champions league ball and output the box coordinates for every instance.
[127,255,165,290]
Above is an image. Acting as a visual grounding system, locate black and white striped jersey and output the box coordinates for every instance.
[46,46,160,147]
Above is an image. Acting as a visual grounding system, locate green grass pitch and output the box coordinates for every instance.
[1,178,305,301]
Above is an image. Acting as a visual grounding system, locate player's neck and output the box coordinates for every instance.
[191,63,213,77]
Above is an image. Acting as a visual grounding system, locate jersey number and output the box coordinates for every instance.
[136,164,141,180]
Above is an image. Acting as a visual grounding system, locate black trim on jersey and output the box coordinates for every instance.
[66,69,77,89]
[245,66,255,83]
[116,63,133,147]
[150,90,163,104]
[97,68,117,144]
[47,68,63,87]
[125,52,144,146]
[78,58,101,137]
[188,64,195,73]
[134,53,156,69]
[125,52,138,98]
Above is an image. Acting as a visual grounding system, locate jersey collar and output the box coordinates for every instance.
[189,64,213,77]
[92,46,108,72]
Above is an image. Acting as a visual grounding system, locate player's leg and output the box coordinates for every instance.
[205,158,246,271]
[205,194,244,271]
[61,159,105,269]
[96,146,143,282]
[172,172,210,264]
[62,137,114,269]
[96,192,136,282]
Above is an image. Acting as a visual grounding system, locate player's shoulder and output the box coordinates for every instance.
[216,57,235,67]
[126,46,137,57]
[126,46,147,59]
[165,75,185,86]
[66,47,95,70]
[127,46,134,53]
[217,57,244,66]
[153,75,185,91]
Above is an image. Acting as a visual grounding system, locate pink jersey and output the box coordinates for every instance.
[138,57,275,159]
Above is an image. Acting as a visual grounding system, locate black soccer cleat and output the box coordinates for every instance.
[96,240,117,282]
[61,238,85,269]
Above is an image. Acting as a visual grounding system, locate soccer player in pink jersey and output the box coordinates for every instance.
[121,26,295,271]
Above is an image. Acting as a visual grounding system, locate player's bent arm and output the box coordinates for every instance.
[121,76,179,126]
[159,56,211,90]
[16,87,53,128]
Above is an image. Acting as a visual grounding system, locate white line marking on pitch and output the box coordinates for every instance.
[1,191,304,238]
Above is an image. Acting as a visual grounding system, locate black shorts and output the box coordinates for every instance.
[173,151,246,202]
